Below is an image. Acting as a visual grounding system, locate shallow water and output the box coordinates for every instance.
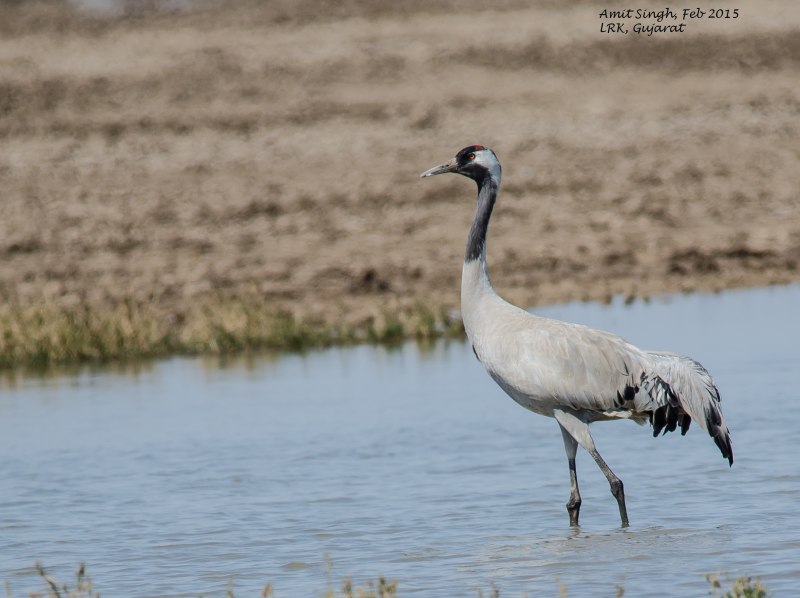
[1,285,799,596]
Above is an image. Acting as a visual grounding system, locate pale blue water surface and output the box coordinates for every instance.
[1,285,799,596]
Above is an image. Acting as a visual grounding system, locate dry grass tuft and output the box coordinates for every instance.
[23,561,98,598]
[12,562,771,597]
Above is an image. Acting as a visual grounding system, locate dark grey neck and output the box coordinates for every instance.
[464,175,498,263]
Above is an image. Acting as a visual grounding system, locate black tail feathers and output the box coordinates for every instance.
[710,421,734,466]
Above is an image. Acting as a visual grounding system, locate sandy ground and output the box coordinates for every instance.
[1,0,798,329]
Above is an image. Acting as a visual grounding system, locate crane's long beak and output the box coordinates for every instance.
[420,157,458,178]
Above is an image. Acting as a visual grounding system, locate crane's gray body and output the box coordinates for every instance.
[463,259,725,432]
[422,145,732,526]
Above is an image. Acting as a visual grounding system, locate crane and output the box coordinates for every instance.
[421,145,733,527]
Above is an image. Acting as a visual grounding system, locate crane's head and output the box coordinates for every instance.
[420,145,501,186]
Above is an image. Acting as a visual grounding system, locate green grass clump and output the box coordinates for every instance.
[0,301,173,369]
[0,298,465,370]
[319,576,397,598]
[707,573,771,598]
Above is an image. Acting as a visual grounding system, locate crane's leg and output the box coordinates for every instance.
[558,422,581,526]
[553,409,629,527]
[587,447,629,527]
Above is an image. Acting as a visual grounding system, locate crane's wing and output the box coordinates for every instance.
[480,312,733,464]
[638,351,733,465]
[484,315,652,412]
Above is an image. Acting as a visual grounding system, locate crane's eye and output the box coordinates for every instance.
[467,153,476,161]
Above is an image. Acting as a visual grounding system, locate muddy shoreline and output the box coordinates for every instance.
[1,1,798,362]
